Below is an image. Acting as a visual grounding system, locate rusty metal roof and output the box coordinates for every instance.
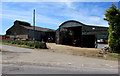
[13,20,55,32]
[21,25,55,32]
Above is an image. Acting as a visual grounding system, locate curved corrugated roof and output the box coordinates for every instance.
[59,20,84,28]
[59,20,108,28]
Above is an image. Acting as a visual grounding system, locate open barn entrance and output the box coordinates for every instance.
[62,26,82,46]
[61,26,96,48]
[40,32,55,43]
[81,35,95,48]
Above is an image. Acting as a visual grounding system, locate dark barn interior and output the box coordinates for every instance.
[81,35,95,48]
[44,32,55,42]
[56,20,84,47]
[58,26,95,47]
[61,26,82,46]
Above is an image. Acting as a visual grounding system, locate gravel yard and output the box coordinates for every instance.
[35,43,118,61]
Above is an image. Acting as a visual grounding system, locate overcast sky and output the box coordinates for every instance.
[1,0,119,35]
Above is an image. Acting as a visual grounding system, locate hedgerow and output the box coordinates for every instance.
[1,39,47,49]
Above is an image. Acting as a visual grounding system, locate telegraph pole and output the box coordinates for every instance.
[118,1,120,9]
[33,9,35,43]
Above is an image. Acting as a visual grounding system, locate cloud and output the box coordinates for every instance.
[1,9,32,22]
[2,2,109,26]
[1,2,77,26]
[65,2,76,9]
[0,2,2,34]
[1,2,112,34]
[36,14,62,25]
[50,2,110,26]
[2,0,119,2]
[89,16,101,22]
[1,14,31,22]
[1,9,62,27]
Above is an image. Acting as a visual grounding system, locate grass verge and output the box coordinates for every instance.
[106,53,120,58]
[0,39,47,49]
[0,42,35,49]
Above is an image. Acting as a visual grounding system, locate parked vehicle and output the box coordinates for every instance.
[0,35,10,39]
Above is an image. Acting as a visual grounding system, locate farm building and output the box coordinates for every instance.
[6,20,108,48]
[56,20,108,48]
[6,20,55,42]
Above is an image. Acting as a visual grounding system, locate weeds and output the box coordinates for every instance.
[1,39,47,49]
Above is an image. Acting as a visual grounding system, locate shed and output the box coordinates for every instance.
[6,20,55,42]
[56,20,108,48]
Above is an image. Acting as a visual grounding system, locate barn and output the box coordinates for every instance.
[56,20,108,48]
[6,20,55,42]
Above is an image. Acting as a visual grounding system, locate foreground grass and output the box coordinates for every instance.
[0,39,47,49]
[0,42,35,49]
[107,53,120,58]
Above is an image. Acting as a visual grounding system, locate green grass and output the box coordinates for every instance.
[0,39,47,49]
[107,53,120,58]
[0,42,35,49]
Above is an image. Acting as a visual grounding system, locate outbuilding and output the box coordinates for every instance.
[6,20,55,42]
[56,20,108,48]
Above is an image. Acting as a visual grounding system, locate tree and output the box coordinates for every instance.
[104,3,120,53]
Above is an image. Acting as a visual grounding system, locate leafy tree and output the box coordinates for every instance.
[104,3,120,53]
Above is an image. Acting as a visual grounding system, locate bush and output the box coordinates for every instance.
[27,41,34,47]
[11,41,16,44]
[15,40,21,45]
[34,42,41,48]
[7,40,11,43]
[20,41,25,45]
[32,42,47,49]
[23,41,28,45]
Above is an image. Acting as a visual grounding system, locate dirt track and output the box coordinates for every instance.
[47,43,99,56]
[35,43,117,60]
